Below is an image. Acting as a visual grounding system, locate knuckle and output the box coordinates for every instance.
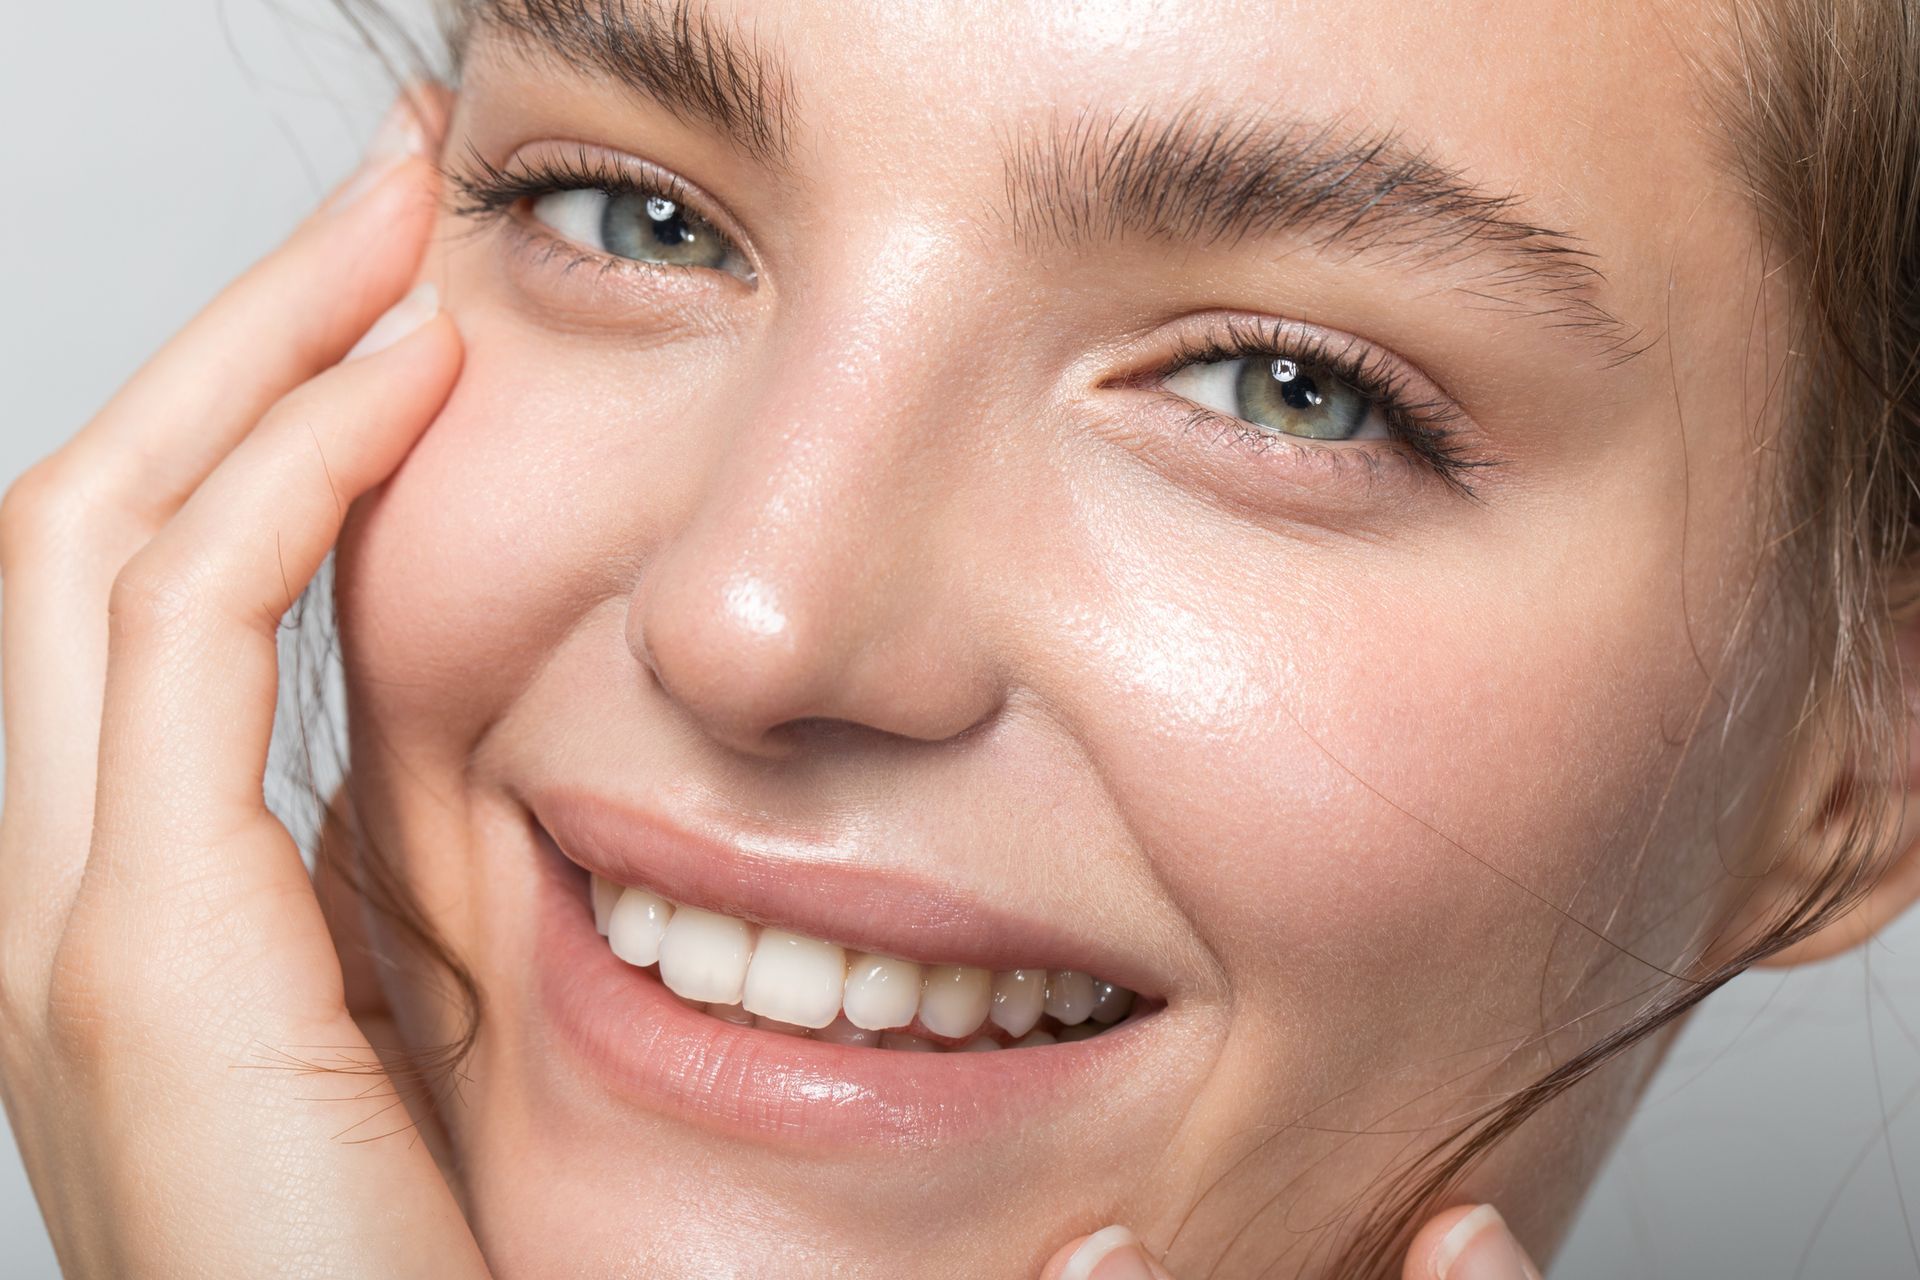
[0,452,157,586]
[40,931,110,1059]
[41,921,159,1064]
[106,555,206,646]
[0,456,79,572]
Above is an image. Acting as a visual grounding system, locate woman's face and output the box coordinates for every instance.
[334,0,1797,1274]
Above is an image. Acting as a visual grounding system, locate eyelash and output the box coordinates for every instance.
[1150,318,1501,503]
[446,151,1500,503]
[446,146,743,280]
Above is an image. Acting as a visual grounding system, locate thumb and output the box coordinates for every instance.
[1403,1204,1544,1280]
[1039,1226,1176,1280]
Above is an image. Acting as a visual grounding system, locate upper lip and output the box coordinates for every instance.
[525,786,1168,998]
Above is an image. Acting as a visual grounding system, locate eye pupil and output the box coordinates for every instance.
[1269,358,1325,411]
[640,196,694,246]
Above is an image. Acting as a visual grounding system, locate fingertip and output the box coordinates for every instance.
[1406,1204,1541,1280]
[1038,1233,1093,1280]
[1048,1225,1174,1280]
[1405,1205,1486,1279]
[345,283,444,363]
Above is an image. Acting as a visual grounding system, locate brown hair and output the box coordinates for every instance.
[1325,0,1920,1272]
[300,1,1920,1274]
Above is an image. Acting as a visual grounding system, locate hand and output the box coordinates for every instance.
[0,93,489,1277]
[1039,1204,1544,1280]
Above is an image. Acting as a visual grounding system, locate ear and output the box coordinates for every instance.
[1752,599,1920,969]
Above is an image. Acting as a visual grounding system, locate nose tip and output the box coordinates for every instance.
[626,558,1002,759]
[627,566,819,755]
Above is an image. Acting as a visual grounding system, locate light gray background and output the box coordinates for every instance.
[3,3,1919,1276]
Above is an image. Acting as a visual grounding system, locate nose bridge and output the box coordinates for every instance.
[626,261,1002,756]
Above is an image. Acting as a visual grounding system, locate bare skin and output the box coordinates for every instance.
[5,2,1918,1277]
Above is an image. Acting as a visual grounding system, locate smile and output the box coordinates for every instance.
[522,787,1170,1146]
[589,873,1142,1050]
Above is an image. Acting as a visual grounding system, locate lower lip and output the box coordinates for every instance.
[529,818,1153,1150]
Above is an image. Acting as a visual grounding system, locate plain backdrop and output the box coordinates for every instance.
[4,3,1920,1276]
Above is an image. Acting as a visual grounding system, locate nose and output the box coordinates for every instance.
[624,337,1007,760]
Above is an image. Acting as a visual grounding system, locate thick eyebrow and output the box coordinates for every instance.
[1000,101,1648,365]
[460,0,794,166]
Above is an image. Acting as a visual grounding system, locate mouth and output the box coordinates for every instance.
[587,871,1143,1051]
[522,787,1168,1147]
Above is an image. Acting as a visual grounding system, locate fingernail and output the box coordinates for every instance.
[333,95,430,211]
[1061,1226,1164,1280]
[1433,1205,1541,1280]
[345,283,440,362]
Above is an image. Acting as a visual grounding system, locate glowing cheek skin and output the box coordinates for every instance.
[1097,593,1270,727]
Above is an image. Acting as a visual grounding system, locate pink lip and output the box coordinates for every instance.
[526,786,1166,996]
[526,814,1157,1148]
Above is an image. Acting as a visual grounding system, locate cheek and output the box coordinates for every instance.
[334,309,714,758]
[1049,457,1792,1064]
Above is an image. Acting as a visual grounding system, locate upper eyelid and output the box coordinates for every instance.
[1135,318,1462,421]
[447,142,758,270]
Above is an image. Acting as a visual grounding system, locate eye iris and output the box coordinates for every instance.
[600,191,731,269]
[1234,356,1368,440]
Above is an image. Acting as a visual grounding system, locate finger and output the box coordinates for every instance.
[65,88,447,520]
[1403,1204,1543,1280]
[85,289,458,914]
[0,91,446,879]
[1040,1227,1176,1280]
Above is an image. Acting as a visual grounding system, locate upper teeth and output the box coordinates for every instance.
[589,874,1137,1046]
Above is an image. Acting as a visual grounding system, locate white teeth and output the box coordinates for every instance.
[842,953,924,1031]
[881,1031,938,1052]
[591,874,621,936]
[1044,969,1096,1025]
[813,1015,885,1047]
[919,965,992,1039]
[591,880,1141,1049]
[1089,980,1133,1025]
[989,968,1046,1038]
[657,906,754,1005]
[608,887,674,967]
[742,929,847,1029]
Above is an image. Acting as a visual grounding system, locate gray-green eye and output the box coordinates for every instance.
[530,188,752,281]
[1163,355,1386,442]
